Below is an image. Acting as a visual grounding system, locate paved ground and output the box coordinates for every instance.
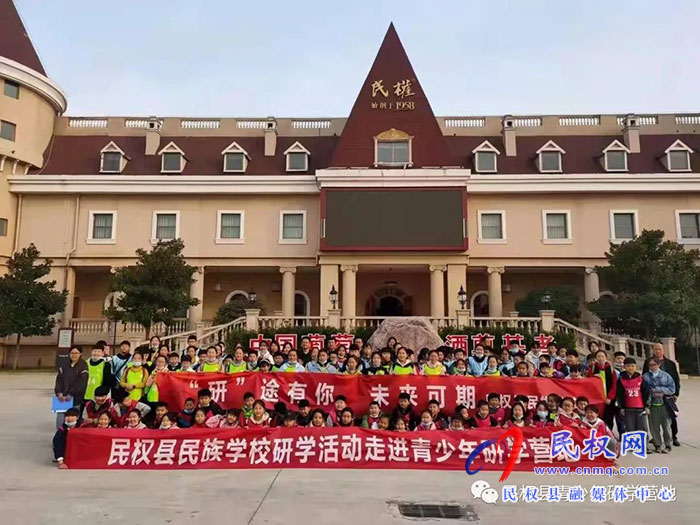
[0,372,696,524]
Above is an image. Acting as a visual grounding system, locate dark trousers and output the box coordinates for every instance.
[670,410,678,439]
[623,409,648,434]
[602,401,616,430]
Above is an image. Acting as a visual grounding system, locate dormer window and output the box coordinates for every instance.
[100,141,128,173]
[472,140,500,173]
[284,141,310,172]
[158,142,186,173]
[222,142,250,173]
[664,140,693,172]
[374,128,412,167]
[536,141,565,173]
[602,140,630,172]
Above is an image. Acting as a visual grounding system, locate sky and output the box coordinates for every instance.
[14,0,700,117]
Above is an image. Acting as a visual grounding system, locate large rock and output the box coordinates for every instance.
[367,317,444,352]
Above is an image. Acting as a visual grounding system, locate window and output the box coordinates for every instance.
[216,211,244,243]
[101,152,122,173]
[87,211,116,243]
[284,142,310,172]
[664,140,693,172]
[0,218,7,236]
[158,142,186,173]
[0,120,16,141]
[472,140,500,173]
[536,141,565,173]
[374,128,413,167]
[222,142,250,173]
[4,80,19,99]
[542,210,572,243]
[279,211,306,243]
[477,211,506,243]
[610,211,638,241]
[602,140,630,172]
[152,211,180,243]
[676,211,700,242]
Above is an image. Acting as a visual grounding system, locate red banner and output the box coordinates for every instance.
[65,426,612,470]
[157,372,605,414]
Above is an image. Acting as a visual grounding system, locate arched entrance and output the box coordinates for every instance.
[377,296,404,316]
[471,290,490,316]
[365,285,413,316]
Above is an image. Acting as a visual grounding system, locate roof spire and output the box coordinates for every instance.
[0,0,46,75]
[331,23,452,167]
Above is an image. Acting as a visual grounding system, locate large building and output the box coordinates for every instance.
[1,1,697,366]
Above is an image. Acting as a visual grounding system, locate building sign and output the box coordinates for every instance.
[370,78,417,111]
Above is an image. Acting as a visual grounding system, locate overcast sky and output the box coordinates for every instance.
[15,0,700,117]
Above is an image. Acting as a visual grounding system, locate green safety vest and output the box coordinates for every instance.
[227,361,248,374]
[146,372,160,402]
[125,366,147,401]
[271,365,281,372]
[200,362,221,373]
[85,360,105,400]
[423,363,445,376]
[392,362,415,375]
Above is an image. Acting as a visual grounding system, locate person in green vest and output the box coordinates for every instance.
[85,344,113,401]
[271,352,285,372]
[226,348,248,374]
[247,349,259,371]
[422,349,446,376]
[177,354,196,373]
[199,346,222,373]
[391,347,416,375]
[119,350,149,401]
[145,355,169,403]
[343,355,363,375]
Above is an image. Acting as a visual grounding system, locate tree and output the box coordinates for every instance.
[587,229,700,340]
[105,239,199,338]
[515,285,581,323]
[213,295,265,325]
[0,244,67,369]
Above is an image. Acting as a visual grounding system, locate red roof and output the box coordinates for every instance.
[0,0,46,75]
[330,23,453,168]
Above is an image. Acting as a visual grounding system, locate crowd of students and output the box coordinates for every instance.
[52,335,681,468]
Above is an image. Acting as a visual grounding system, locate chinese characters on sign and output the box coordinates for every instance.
[370,78,416,111]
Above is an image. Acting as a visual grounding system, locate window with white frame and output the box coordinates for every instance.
[222,142,250,173]
[610,211,638,241]
[542,211,571,242]
[536,141,565,173]
[602,140,629,172]
[676,211,700,242]
[4,80,19,99]
[284,142,310,172]
[477,211,506,243]
[0,120,16,141]
[664,140,693,172]
[0,218,7,236]
[279,211,306,243]
[216,211,244,243]
[152,211,179,242]
[374,128,412,167]
[158,142,186,173]
[87,211,116,243]
[100,141,127,173]
[472,140,500,173]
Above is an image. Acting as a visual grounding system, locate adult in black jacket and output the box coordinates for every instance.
[643,343,681,446]
[55,347,89,407]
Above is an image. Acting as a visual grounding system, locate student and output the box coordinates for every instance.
[178,397,196,428]
[361,401,383,429]
[426,399,449,429]
[225,348,248,374]
[513,394,532,420]
[310,409,326,428]
[503,403,527,428]
[54,346,89,410]
[386,336,398,350]
[531,401,551,427]
[326,396,347,427]
[53,407,80,469]
[643,358,676,453]
[257,341,274,365]
[498,349,515,376]
[272,401,288,427]
[81,386,115,427]
[246,400,271,428]
[454,404,471,424]
[282,412,298,428]
[393,417,408,432]
[167,352,181,372]
[487,393,506,425]
[144,355,168,403]
[483,355,501,377]
[158,412,178,430]
[514,362,530,377]
[524,346,542,372]
[306,349,337,373]
[377,414,391,430]
[178,355,195,373]
[557,397,582,428]
[112,390,151,427]
[566,365,584,380]
[125,409,147,429]
[95,411,114,429]
[380,347,394,372]
[144,401,169,429]
[197,388,223,417]
[391,393,417,430]
[451,358,470,376]
[546,394,562,423]
[468,400,495,428]
[199,346,222,373]
[422,349,446,375]
[207,409,240,429]
[467,345,488,377]
[84,344,113,401]
[364,352,386,375]
[239,392,256,425]
[257,360,271,373]
[581,406,617,456]
[338,408,355,427]
[193,349,207,371]
[296,400,312,426]
[616,357,650,434]
[119,350,149,401]
[538,361,564,379]
[343,356,362,375]
[110,340,133,390]
[575,397,589,418]
[279,350,305,373]
[191,408,210,428]
[415,409,437,431]
[271,352,285,372]
[587,350,618,429]
[612,352,626,376]
[391,347,416,375]
[247,349,260,371]
[449,416,465,431]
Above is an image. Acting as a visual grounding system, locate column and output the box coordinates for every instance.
[280,267,296,318]
[188,266,204,330]
[340,264,358,319]
[487,266,504,317]
[62,266,77,327]
[319,264,339,317]
[583,267,601,330]
[429,265,446,318]
[446,263,467,318]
